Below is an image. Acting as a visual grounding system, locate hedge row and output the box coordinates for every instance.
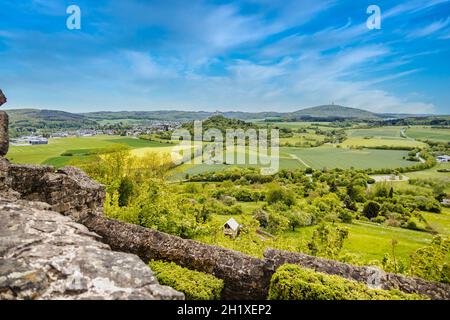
[149,261,224,300]
[268,264,426,300]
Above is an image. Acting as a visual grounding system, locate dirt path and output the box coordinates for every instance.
[288,153,311,168]
[370,175,410,182]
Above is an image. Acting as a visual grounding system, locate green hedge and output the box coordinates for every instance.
[149,261,224,300]
[268,264,426,300]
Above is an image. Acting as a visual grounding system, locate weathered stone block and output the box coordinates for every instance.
[0,111,8,156]
[0,198,184,300]
[0,89,5,106]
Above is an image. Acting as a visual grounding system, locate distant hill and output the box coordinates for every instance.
[6,109,97,135]
[83,110,213,121]
[288,105,381,120]
[5,105,446,129]
[8,109,90,122]
[81,106,381,121]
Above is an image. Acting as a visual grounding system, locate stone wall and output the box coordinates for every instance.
[0,112,8,157]
[83,214,450,300]
[5,164,105,222]
[0,197,183,300]
[83,214,271,300]
[0,90,8,156]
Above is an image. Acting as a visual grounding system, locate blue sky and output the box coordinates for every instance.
[0,0,449,114]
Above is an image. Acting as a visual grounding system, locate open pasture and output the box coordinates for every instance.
[281,146,412,170]
[405,127,450,142]
[7,135,173,167]
[347,127,404,138]
[340,137,426,149]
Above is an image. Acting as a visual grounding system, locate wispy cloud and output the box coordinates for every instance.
[407,18,450,38]
[385,0,449,18]
[0,0,448,113]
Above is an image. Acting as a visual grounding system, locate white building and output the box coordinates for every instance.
[223,218,240,238]
[437,155,450,163]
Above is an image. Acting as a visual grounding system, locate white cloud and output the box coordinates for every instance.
[385,0,449,19]
[129,45,434,114]
[124,51,178,80]
[407,18,450,38]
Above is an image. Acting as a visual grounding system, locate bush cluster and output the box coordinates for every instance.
[268,264,426,300]
[149,261,224,300]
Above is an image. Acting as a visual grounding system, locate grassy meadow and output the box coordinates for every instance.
[281,146,412,169]
[7,135,174,167]
[405,127,450,142]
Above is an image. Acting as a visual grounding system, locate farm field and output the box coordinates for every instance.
[170,144,416,178]
[254,121,337,130]
[347,127,405,138]
[405,162,450,192]
[340,137,426,149]
[405,127,450,142]
[281,146,412,169]
[279,133,325,147]
[7,135,173,167]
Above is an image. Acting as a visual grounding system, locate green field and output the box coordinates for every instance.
[281,146,412,169]
[340,137,426,149]
[168,145,415,178]
[347,127,404,138]
[405,162,450,192]
[7,135,173,167]
[253,121,338,131]
[405,127,450,142]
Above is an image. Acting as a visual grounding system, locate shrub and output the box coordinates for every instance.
[149,261,224,300]
[268,264,426,300]
[338,209,354,223]
[266,184,296,206]
[220,195,236,206]
[409,236,450,283]
[363,201,381,219]
[307,223,348,260]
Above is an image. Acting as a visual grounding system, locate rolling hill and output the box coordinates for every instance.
[4,105,444,127]
[6,109,98,134]
[8,109,90,122]
[288,105,381,120]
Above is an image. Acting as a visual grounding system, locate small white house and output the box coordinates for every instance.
[223,218,240,238]
[442,199,450,207]
[437,155,450,163]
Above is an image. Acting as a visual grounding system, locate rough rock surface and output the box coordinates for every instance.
[0,197,184,300]
[0,89,5,106]
[6,164,105,222]
[0,112,8,157]
[0,90,8,156]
